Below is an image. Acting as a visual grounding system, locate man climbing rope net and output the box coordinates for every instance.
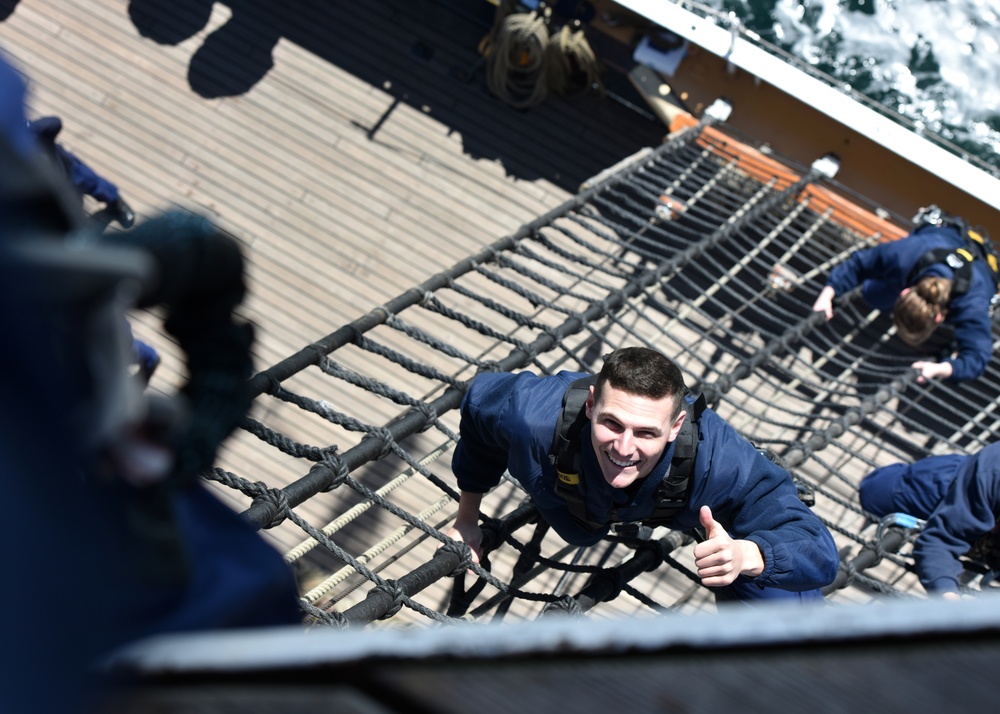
[446,346,838,605]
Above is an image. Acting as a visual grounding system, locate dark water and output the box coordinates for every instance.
[699,0,1000,173]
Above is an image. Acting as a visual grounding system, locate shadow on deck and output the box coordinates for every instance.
[118,0,666,192]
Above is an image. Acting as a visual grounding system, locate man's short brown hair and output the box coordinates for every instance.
[594,347,686,420]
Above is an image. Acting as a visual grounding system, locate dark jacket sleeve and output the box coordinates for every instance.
[941,270,993,382]
[450,371,574,492]
[914,444,1000,594]
[686,410,840,591]
[826,239,908,297]
[450,371,607,547]
[450,372,523,494]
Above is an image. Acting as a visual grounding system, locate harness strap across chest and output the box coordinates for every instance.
[549,376,705,533]
[907,224,1000,300]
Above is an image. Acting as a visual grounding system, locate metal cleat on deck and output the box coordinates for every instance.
[654,192,687,222]
[768,262,801,292]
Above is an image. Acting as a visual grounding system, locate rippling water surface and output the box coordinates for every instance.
[694,0,1000,172]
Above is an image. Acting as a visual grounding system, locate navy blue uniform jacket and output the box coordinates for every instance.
[825,224,994,382]
[452,371,839,593]
[860,443,1000,594]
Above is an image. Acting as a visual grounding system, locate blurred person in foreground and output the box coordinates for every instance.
[1,47,300,712]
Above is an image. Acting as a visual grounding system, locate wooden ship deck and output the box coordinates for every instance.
[1,0,666,375]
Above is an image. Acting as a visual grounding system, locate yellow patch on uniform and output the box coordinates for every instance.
[557,470,580,485]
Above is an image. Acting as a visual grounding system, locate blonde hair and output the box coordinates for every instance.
[892,276,951,346]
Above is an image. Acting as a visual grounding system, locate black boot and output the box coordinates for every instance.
[108,198,135,228]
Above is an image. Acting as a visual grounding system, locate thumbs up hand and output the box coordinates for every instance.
[693,505,761,587]
[699,504,727,540]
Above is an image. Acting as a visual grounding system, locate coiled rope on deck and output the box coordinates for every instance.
[484,9,550,109]
[482,6,602,109]
[545,22,603,98]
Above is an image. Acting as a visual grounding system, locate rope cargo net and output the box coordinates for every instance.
[206,115,1000,628]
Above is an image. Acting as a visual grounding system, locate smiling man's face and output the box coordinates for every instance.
[585,383,686,489]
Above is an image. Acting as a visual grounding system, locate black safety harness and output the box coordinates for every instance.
[549,376,706,533]
[907,210,1000,300]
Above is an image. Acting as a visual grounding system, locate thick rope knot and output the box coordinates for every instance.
[262,373,282,396]
[300,444,330,462]
[479,514,504,548]
[870,536,889,563]
[415,400,438,432]
[252,484,290,529]
[318,454,350,493]
[479,360,503,373]
[620,532,660,556]
[839,559,857,589]
[440,539,475,578]
[370,426,396,459]
[374,579,407,619]
[305,342,327,366]
[545,594,584,616]
[346,323,364,346]
[602,568,628,601]
[796,443,815,462]
[300,600,349,629]
[790,320,812,341]
[713,373,735,393]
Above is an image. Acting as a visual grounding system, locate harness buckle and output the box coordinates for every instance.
[612,522,654,540]
[946,252,967,270]
[913,204,966,232]
[913,205,945,227]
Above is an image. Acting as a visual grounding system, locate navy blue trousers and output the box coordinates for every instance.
[858,454,966,519]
